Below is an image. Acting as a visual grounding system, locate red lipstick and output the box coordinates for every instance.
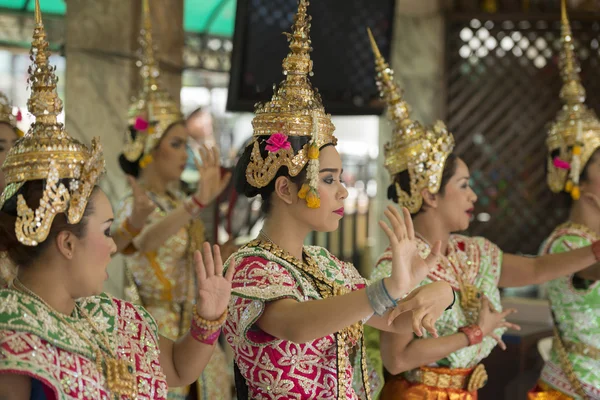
[334,207,344,217]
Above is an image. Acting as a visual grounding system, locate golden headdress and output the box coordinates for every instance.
[546,0,600,200]
[123,0,182,167]
[245,0,336,208]
[368,28,454,213]
[0,0,104,246]
[0,91,24,138]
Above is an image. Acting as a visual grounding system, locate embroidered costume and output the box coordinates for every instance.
[115,190,231,400]
[528,223,600,399]
[368,236,503,399]
[0,291,168,400]
[224,241,371,399]
[114,2,231,398]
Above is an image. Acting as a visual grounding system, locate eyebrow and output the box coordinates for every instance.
[458,176,471,181]
[0,139,6,143]
[104,218,114,223]
[319,168,343,174]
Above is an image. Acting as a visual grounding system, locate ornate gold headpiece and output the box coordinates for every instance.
[123,0,182,166]
[0,92,24,138]
[0,0,105,246]
[368,28,454,213]
[246,0,337,208]
[546,0,600,200]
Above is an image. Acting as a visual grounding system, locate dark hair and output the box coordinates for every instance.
[234,136,332,214]
[0,180,97,267]
[118,121,185,178]
[388,153,459,215]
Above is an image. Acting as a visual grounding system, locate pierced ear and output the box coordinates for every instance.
[420,188,438,209]
[274,176,296,205]
[56,230,76,260]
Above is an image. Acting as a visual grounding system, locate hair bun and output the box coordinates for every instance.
[118,154,141,178]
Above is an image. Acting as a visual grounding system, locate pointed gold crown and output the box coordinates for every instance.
[546,0,600,200]
[0,0,105,246]
[368,28,454,213]
[0,92,23,137]
[123,0,182,164]
[245,0,336,208]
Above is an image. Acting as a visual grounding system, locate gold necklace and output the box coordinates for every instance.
[13,279,137,398]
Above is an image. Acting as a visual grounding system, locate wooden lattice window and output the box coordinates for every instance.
[445,13,600,254]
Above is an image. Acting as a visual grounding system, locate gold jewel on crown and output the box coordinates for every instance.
[0,0,105,246]
[368,28,454,213]
[245,0,337,208]
[123,0,182,163]
[546,0,600,200]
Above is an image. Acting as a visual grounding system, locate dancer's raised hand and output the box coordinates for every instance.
[378,206,441,299]
[194,242,235,321]
[193,145,231,206]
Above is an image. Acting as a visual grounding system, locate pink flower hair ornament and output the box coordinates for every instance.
[265,132,291,153]
[134,116,149,131]
[553,156,571,170]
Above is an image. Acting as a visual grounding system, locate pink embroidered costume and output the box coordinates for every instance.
[0,292,168,400]
[224,242,371,399]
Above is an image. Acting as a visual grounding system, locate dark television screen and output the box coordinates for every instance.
[227,0,396,115]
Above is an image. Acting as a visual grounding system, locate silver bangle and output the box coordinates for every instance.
[367,279,397,316]
[381,279,398,306]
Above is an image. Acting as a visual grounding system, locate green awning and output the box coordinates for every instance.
[185,0,234,36]
[0,0,235,36]
[0,0,65,14]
